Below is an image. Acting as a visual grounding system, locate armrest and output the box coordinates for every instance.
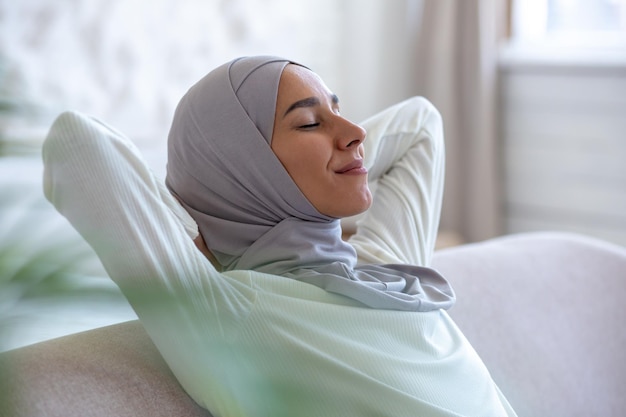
[433,232,626,417]
[0,321,213,417]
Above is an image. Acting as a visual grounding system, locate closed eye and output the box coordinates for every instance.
[299,123,320,130]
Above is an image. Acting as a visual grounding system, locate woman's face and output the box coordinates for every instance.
[271,64,372,218]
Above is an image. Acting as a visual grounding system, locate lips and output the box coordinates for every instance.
[335,159,367,174]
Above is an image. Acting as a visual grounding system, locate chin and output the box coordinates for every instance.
[314,184,372,218]
[334,189,373,218]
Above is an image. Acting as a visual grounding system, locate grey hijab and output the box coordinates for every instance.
[166,56,454,311]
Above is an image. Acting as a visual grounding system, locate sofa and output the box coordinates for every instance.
[1,231,625,417]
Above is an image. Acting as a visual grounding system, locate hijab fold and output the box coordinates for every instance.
[166,56,455,311]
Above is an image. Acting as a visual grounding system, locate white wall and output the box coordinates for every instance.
[0,0,341,157]
[0,1,424,155]
[331,0,422,123]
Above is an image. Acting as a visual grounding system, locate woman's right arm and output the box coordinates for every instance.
[42,111,253,326]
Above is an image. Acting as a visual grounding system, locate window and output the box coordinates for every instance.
[511,0,626,47]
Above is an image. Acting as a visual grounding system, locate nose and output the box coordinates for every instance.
[336,117,367,150]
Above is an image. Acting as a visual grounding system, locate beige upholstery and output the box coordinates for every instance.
[1,232,625,417]
[435,232,626,417]
[0,320,212,417]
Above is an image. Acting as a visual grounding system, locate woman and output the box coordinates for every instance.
[43,56,516,416]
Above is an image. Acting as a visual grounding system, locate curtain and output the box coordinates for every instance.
[409,0,509,243]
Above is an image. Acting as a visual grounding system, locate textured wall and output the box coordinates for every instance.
[0,0,339,151]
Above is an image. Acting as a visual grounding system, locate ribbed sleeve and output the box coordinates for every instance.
[349,97,446,267]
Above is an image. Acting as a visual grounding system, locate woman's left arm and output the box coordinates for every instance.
[346,97,445,267]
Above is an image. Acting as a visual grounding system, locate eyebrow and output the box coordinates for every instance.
[283,94,340,118]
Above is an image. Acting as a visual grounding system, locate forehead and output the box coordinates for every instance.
[277,65,332,105]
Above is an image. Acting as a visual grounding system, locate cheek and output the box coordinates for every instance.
[281,142,329,180]
[283,148,333,207]
[271,132,335,209]
[291,153,330,198]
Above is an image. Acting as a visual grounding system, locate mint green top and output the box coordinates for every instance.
[42,106,516,416]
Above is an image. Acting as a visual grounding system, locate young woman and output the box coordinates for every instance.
[43,56,516,416]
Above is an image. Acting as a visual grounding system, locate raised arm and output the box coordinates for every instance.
[42,111,253,329]
[346,97,445,267]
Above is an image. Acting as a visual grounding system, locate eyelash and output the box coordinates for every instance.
[299,123,320,130]
[297,108,340,130]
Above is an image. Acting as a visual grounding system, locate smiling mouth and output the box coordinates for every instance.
[336,159,367,175]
